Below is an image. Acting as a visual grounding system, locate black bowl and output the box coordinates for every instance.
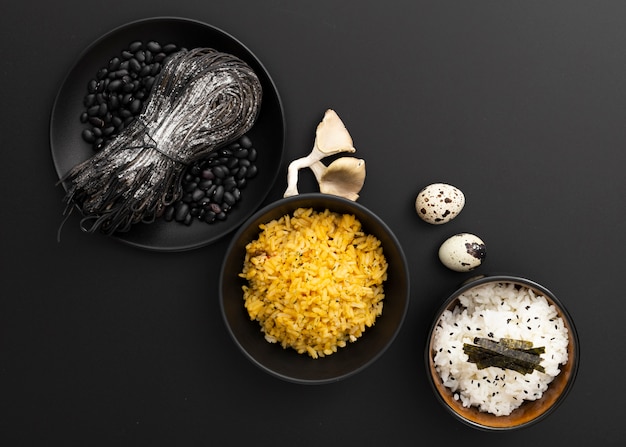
[50,17,285,251]
[220,193,410,384]
[425,274,579,430]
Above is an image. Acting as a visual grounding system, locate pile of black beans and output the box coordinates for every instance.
[80,40,181,150]
[79,40,261,227]
[163,135,259,225]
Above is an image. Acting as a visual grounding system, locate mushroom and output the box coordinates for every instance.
[310,157,366,201]
[284,109,366,200]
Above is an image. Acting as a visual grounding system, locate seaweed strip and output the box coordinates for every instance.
[500,338,533,350]
[463,337,545,374]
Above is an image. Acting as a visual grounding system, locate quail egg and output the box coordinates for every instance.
[415,183,465,225]
[438,233,486,272]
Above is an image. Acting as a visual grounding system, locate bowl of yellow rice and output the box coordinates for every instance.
[219,193,410,384]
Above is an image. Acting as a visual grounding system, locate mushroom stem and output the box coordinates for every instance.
[283,109,366,200]
[284,151,323,197]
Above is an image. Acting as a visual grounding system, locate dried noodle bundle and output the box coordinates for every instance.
[61,47,262,234]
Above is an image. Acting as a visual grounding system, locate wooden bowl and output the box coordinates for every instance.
[426,275,579,430]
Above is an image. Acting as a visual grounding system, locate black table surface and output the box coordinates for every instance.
[2,1,624,445]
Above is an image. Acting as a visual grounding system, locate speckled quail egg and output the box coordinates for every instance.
[438,233,486,272]
[415,183,465,225]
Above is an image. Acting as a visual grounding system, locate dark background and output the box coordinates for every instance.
[2,1,624,445]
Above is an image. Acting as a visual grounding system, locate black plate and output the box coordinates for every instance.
[50,17,285,251]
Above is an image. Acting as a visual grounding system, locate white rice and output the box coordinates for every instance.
[432,282,569,416]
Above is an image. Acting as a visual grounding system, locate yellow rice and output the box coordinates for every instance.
[239,207,388,359]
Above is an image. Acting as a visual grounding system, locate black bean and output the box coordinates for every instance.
[213,185,224,203]
[210,203,221,214]
[87,79,98,93]
[97,103,108,117]
[223,191,236,206]
[80,112,88,123]
[234,148,249,158]
[246,165,258,178]
[128,98,142,114]
[204,211,216,223]
[226,157,238,169]
[162,43,178,53]
[247,147,257,161]
[146,41,161,52]
[175,203,189,222]
[122,82,135,93]
[83,93,96,107]
[96,67,108,80]
[199,179,213,190]
[150,63,160,76]
[223,177,237,191]
[89,116,104,127]
[239,135,252,149]
[213,166,226,179]
[191,189,205,202]
[107,79,122,92]
[129,58,141,72]
[87,105,100,116]
[236,166,247,179]
[114,69,130,79]
[239,158,251,167]
[139,64,151,77]
[81,129,95,143]
[128,41,143,52]
[190,165,201,176]
[205,184,217,197]
[109,95,119,110]
[134,50,146,63]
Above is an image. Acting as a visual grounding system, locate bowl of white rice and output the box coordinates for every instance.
[220,193,410,384]
[426,275,578,430]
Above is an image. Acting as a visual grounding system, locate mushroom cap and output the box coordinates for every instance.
[314,109,356,156]
[318,157,366,201]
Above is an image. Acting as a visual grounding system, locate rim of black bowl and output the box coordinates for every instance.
[219,193,410,384]
[424,273,580,431]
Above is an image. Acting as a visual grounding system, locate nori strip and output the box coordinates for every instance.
[463,344,544,374]
[463,337,546,374]
[499,338,546,355]
[474,338,543,364]
[500,338,533,350]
